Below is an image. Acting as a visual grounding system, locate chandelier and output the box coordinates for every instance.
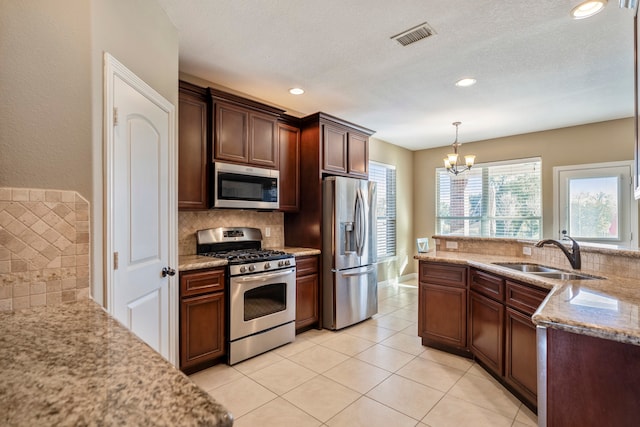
[443,121,475,176]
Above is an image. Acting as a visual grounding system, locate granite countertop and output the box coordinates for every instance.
[0,299,233,427]
[415,251,640,346]
[179,247,320,271]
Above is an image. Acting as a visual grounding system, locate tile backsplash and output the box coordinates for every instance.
[179,210,284,255]
[434,236,640,280]
[0,188,90,311]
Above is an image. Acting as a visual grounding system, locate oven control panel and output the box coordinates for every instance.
[230,257,296,277]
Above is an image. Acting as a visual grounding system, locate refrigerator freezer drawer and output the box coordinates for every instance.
[323,265,378,330]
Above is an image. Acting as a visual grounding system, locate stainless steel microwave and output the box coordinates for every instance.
[213,162,279,209]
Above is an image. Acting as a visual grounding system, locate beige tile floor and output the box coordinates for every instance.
[190,278,539,427]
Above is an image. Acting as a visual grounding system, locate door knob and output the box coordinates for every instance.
[162,267,176,277]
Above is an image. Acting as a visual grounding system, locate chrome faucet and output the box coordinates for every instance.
[534,231,581,270]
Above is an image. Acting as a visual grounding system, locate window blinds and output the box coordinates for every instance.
[436,158,542,239]
[369,162,396,258]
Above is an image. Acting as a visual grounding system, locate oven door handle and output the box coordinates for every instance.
[234,268,296,282]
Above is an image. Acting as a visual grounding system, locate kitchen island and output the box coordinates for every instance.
[416,246,640,426]
[0,299,233,426]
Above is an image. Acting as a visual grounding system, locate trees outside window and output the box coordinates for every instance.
[436,158,542,239]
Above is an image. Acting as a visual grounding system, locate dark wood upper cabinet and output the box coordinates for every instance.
[278,120,301,212]
[347,131,369,177]
[178,81,209,210]
[210,88,284,169]
[284,113,374,250]
[320,117,371,178]
[322,123,348,174]
[249,112,278,168]
[214,101,249,164]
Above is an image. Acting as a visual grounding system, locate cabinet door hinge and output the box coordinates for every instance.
[114,251,119,270]
[113,107,119,126]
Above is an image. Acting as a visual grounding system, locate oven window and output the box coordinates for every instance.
[244,283,286,321]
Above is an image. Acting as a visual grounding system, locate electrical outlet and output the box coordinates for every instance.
[265,227,271,237]
[445,241,458,250]
[523,246,532,256]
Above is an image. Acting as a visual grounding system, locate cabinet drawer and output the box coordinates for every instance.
[296,256,318,276]
[180,268,225,297]
[470,269,505,301]
[419,262,467,288]
[506,280,549,316]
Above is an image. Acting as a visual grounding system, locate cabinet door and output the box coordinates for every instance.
[214,101,248,163]
[296,256,319,331]
[469,291,504,376]
[348,131,369,177]
[296,274,319,331]
[249,112,278,168]
[419,282,467,349]
[180,292,225,370]
[505,307,538,407]
[278,122,300,211]
[178,90,208,210]
[322,123,348,174]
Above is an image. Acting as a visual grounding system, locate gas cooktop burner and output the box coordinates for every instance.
[200,249,292,264]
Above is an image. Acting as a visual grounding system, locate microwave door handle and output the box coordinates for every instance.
[235,268,295,282]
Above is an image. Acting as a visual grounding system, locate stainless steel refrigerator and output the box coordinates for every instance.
[322,176,378,330]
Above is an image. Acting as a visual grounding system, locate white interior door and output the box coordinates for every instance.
[104,54,177,363]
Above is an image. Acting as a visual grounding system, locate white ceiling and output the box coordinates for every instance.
[156,0,636,150]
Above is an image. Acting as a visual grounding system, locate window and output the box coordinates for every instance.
[554,161,637,247]
[369,161,396,258]
[436,158,542,238]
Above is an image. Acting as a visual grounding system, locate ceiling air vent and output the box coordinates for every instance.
[391,22,436,47]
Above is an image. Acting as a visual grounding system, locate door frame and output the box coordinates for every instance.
[552,160,637,247]
[103,53,178,365]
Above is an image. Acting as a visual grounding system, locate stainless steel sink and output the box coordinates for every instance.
[533,272,603,280]
[492,262,604,281]
[493,263,560,273]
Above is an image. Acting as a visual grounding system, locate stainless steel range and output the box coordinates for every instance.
[197,227,296,365]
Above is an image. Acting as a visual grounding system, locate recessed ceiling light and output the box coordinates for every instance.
[455,78,477,87]
[289,87,304,95]
[570,0,607,19]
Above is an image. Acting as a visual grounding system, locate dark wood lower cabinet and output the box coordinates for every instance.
[545,328,640,426]
[469,290,504,376]
[295,255,319,332]
[180,293,225,371]
[179,268,226,373]
[419,282,467,350]
[505,307,538,406]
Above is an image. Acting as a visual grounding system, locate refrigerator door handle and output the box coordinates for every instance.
[340,266,376,277]
[354,188,366,256]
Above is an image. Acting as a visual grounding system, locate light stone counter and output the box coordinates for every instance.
[270,247,322,257]
[0,299,233,426]
[179,254,228,272]
[415,251,640,346]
